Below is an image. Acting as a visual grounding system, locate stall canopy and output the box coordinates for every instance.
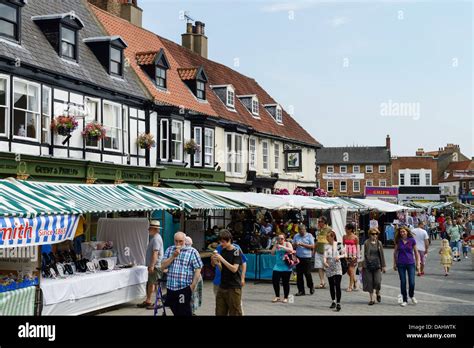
[0,179,80,218]
[352,198,413,212]
[19,181,181,214]
[204,191,336,210]
[311,197,368,212]
[142,187,247,210]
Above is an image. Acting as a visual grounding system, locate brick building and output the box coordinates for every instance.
[391,153,438,186]
[316,136,392,197]
[439,160,474,203]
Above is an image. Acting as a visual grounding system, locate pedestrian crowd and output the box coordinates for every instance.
[136,211,473,316]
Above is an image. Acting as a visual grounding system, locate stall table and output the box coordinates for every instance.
[40,266,147,315]
[244,251,276,281]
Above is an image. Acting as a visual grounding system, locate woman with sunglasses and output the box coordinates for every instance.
[393,227,420,307]
[271,233,294,303]
[362,228,386,305]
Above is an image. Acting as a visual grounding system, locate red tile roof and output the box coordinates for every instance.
[90,4,320,146]
[136,51,158,66]
[177,68,198,81]
[446,160,474,171]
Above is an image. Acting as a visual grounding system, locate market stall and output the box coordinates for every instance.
[0,179,81,316]
[2,179,180,316]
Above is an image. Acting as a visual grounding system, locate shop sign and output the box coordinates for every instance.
[398,194,441,201]
[0,215,80,248]
[159,168,225,182]
[33,165,82,177]
[323,173,365,180]
[365,187,399,197]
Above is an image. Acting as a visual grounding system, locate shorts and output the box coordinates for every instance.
[417,250,426,265]
[314,253,324,269]
[147,267,163,285]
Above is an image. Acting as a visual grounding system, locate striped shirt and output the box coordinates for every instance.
[164,246,203,291]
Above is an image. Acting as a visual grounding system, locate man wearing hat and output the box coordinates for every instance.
[137,220,164,309]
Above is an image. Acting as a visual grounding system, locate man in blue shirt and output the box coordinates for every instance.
[292,224,315,296]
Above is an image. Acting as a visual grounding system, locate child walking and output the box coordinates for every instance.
[439,239,452,276]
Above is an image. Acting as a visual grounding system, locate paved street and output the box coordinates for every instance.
[99,240,473,316]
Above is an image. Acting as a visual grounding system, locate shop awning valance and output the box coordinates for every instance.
[199,185,233,192]
[161,182,199,190]
[142,187,246,210]
[19,181,180,214]
[311,197,369,212]
[0,179,80,218]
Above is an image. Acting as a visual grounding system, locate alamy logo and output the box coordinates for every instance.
[380,99,421,120]
[18,323,56,341]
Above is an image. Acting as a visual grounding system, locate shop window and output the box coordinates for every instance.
[0,75,9,136]
[103,101,122,151]
[13,78,40,141]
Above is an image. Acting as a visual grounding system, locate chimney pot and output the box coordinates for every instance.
[385,134,391,150]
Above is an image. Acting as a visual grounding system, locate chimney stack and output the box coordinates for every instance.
[88,0,143,27]
[385,135,391,150]
[416,148,424,156]
[181,20,208,58]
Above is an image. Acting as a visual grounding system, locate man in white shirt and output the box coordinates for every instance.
[428,212,437,240]
[411,221,429,276]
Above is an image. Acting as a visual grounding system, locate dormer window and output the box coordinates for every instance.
[0,1,25,42]
[33,12,84,62]
[85,36,128,77]
[61,27,77,60]
[252,97,259,116]
[226,87,234,108]
[136,48,170,89]
[110,46,123,76]
[197,80,205,100]
[264,103,284,124]
[178,66,208,100]
[276,105,283,123]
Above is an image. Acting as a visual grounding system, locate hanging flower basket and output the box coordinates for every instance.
[293,187,310,196]
[82,122,106,141]
[184,139,200,155]
[137,133,156,150]
[314,188,328,197]
[274,188,290,195]
[51,115,78,136]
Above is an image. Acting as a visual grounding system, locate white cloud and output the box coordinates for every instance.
[330,16,348,27]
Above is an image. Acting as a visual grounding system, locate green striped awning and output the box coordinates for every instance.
[161,182,199,189]
[0,179,80,218]
[311,197,368,211]
[0,286,36,315]
[142,187,247,210]
[20,181,180,214]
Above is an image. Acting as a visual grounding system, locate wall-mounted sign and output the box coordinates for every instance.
[365,187,399,197]
[323,173,365,180]
[159,167,225,182]
[285,150,302,172]
[398,194,441,201]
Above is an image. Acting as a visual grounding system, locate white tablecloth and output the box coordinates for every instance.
[40,266,147,305]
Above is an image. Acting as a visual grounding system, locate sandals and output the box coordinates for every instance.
[272,297,281,303]
[137,301,152,308]
[346,287,353,292]
[318,283,326,289]
[282,298,288,303]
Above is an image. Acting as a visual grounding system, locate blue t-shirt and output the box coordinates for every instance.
[293,233,315,258]
[273,247,292,272]
[213,243,247,286]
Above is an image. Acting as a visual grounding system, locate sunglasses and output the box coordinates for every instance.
[370,233,378,236]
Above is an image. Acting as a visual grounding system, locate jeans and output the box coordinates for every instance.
[450,240,462,257]
[397,263,415,302]
[295,257,314,293]
[272,271,291,298]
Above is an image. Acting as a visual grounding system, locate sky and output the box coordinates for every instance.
[139,0,473,158]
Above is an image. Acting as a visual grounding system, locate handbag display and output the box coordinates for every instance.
[99,260,109,271]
